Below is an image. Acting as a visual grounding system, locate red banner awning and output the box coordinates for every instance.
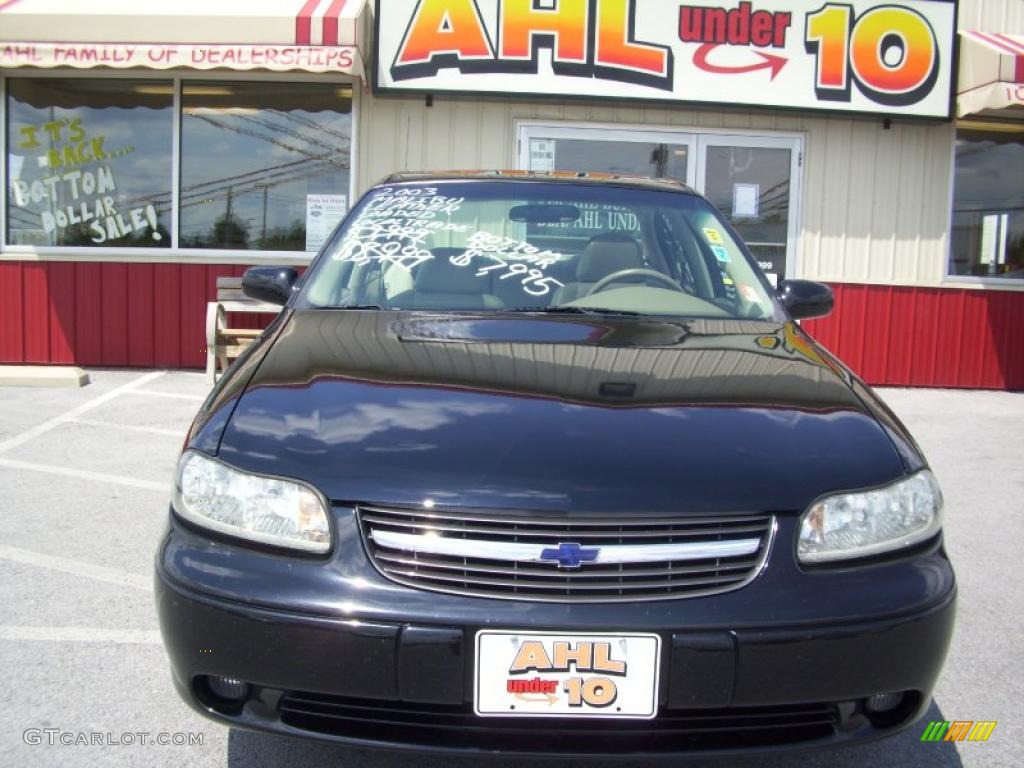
[0,0,369,76]
[958,31,1024,118]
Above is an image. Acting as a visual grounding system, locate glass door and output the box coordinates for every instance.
[518,124,697,187]
[696,135,802,286]
[517,124,802,283]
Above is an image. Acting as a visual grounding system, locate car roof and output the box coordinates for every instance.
[381,170,698,195]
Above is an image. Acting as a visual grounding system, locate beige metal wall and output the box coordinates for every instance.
[356,94,955,287]
[958,0,1024,32]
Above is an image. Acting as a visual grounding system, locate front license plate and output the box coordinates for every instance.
[474,630,660,719]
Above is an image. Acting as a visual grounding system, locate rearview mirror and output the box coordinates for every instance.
[242,266,299,306]
[509,204,580,224]
[778,279,833,320]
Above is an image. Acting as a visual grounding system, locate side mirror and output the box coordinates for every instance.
[778,279,834,320]
[241,266,299,306]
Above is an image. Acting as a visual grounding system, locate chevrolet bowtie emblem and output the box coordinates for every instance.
[538,542,601,568]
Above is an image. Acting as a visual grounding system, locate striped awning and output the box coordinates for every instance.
[0,0,369,76]
[957,31,1024,118]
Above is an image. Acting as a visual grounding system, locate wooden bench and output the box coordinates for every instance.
[206,277,280,384]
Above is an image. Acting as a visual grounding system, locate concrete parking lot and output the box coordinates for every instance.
[0,370,1020,768]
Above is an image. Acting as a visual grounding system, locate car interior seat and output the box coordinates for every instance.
[392,250,504,310]
[552,232,644,304]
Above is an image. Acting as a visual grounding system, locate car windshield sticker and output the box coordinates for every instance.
[740,284,762,303]
[712,245,731,263]
[702,227,723,244]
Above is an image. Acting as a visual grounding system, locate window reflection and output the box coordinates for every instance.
[950,125,1024,280]
[533,138,689,181]
[6,78,173,247]
[179,82,352,251]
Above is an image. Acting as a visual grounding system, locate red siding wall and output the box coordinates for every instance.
[0,262,270,369]
[801,283,1024,390]
[1,262,1022,389]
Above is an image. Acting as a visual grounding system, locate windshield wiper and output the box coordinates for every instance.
[316,304,392,311]
[503,306,643,316]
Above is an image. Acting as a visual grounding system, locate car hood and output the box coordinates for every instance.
[209,310,912,514]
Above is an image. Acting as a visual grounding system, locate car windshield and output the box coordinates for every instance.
[300,180,781,320]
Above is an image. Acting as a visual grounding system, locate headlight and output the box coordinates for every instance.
[798,470,943,564]
[172,451,330,553]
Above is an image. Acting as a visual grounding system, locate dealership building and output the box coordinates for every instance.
[0,0,1021,388]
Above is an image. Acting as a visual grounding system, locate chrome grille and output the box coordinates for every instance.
[358,505,774,602]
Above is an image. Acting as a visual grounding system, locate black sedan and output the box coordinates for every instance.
[156,172,955,757]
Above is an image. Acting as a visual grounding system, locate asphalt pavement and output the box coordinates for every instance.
[0,370,1020,768]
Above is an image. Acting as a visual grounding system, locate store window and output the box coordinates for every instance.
[3,77,353,254]
[6,78,173,248]
[949,123,1024,280]
[179,82,351,251]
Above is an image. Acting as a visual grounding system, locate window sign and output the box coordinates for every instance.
[306,194,348,252]
[978,215,999,267]
[6,78,173,247]
[732,183,760,218]
[4,78,354,254]
[529,139,556,173]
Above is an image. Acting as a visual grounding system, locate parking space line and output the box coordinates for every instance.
[126,390,206,402]
[0,458,167,492]
[0,626,161,644]
[69,418,185,438]
[0,370,167,456]
[0,544,152,591]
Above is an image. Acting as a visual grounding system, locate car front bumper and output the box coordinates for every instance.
[155,512,956,757]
